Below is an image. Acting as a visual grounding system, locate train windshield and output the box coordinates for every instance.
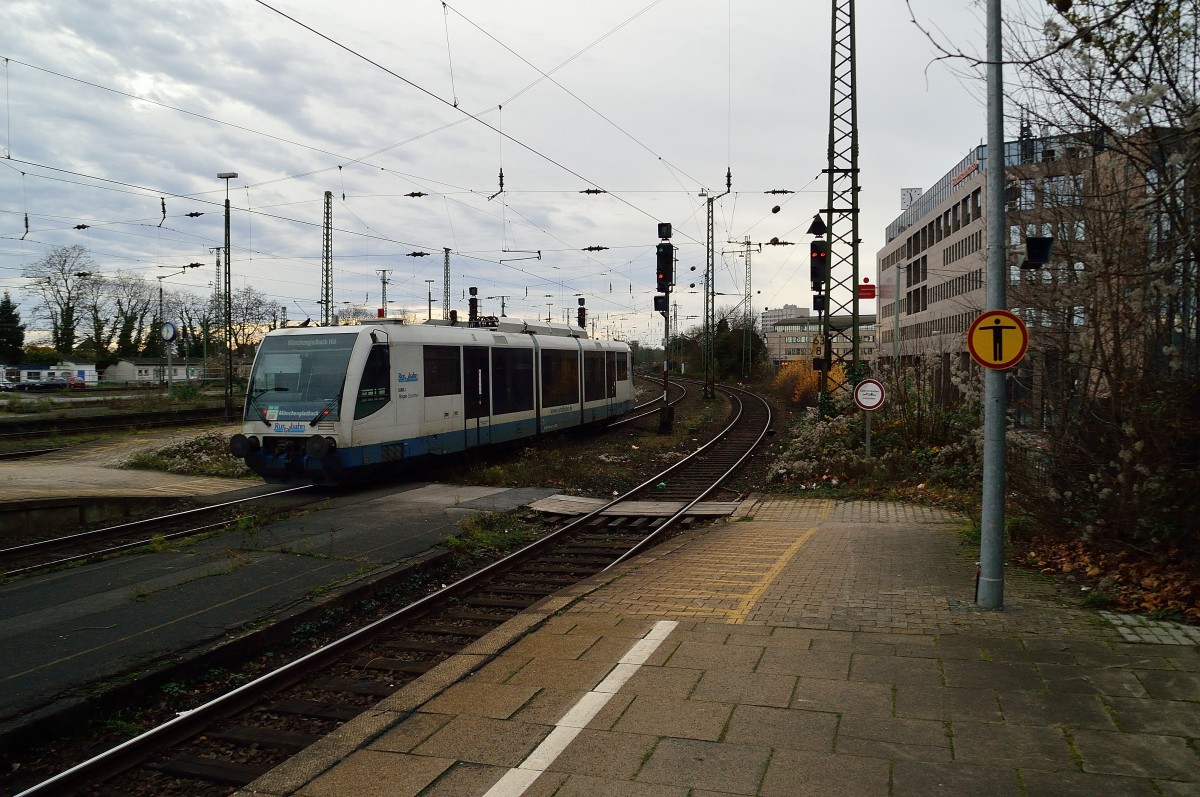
[245,332,357,425]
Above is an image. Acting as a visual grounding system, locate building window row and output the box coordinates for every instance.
[906,285,927,315]
[1009,220,1085,247]
[1011,261,1086,286]
[881,248,905,272]
[897,311,976,342]
[1012,306,1086,328]
[1007,174,1085,211]
[906,255,928,288]
[942,230,983,267]
[906,188,983,259]
[1043,174,1084,206]
[931,267,984,304]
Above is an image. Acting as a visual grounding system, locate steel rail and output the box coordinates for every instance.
[0,408,227,443]
[0,485,312,570]
[605,385,772,569]
[610,379,686,427]
[0,447,64,460]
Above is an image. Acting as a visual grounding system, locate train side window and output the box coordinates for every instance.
[583,351,605,401]
[424,345,461,397]
[492,347,534,414]
[607,352,617,398]
[617,353,629,382]
[541,349,579,406]
[354,344,391,419]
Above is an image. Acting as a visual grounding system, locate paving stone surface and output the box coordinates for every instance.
[238,496,1200,797]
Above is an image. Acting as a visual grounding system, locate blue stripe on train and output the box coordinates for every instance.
[249,400,634,482]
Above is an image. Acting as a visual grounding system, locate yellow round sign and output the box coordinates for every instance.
[967,310,1028,370]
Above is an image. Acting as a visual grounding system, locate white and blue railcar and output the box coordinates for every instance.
[229,317,635,483]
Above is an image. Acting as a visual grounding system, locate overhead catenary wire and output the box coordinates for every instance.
[442,2,459,108]
[3,8,775,344]
[440,0,704,191]
[251,0,662,226]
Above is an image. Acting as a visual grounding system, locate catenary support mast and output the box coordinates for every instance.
[819,0,862,405]
[321,191,333,326]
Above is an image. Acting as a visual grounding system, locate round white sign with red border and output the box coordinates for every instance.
[853,378,885,411]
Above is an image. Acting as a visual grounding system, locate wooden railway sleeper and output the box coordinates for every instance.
[146,753,273,786]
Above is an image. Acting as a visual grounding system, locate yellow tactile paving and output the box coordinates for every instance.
[568,498,963,626]
[572,516,824,623]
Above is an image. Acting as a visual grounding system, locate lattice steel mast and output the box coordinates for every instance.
[443,248,451,320]
[819,0,862,402]
[703,168,732,399]
[321,190,333,326]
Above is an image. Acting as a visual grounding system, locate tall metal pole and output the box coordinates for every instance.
[704,195,715,398]
[157,278,166,389]
[979,0,1007,608]
[378,269,392,319]
[704,169,732,399]
[209,246,221,383]
[426,280,436,320]
[218,172,237,421]
[321,191,333,326]
[443,247,451,320]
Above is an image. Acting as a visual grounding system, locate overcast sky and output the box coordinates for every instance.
[0,0,1019,345]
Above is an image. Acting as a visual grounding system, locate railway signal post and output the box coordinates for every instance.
[656,224,674,432]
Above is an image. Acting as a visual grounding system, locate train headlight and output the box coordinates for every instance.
[229,434,260,458]
[306,435,336,459]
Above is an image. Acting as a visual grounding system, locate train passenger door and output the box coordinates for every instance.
[464,346,491,448]
[607,350,618,417]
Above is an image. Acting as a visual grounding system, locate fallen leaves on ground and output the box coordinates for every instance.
[1019,536,1200,623]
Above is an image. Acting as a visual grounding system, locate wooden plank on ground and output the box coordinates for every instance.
[528,494,740,517]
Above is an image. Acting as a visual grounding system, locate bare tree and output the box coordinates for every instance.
[20,245,97,355]
[1002,1,1199,532]
[230,285,281,356]
[905,0,1200,547]
[175,291,217,364]
[77,273,120,356]
[100,272,157,357]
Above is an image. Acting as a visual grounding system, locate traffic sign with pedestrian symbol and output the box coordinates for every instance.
[967,309,1028,370]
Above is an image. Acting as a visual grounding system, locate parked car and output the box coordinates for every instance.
[14,378,68,392]
[0,379,15,392]
[66,376,86,390]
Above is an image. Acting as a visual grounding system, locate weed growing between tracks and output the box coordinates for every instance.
[441,510,544,565]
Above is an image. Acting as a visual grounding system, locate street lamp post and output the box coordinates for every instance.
[217,172,238,420]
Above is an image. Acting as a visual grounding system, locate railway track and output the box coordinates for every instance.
[1,378,678,571]
[0,407,228,445]
[0,486,316,579]
[611,374,686,427]
[11,385,771,797]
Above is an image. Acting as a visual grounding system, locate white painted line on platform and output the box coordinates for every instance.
[482,619,678,797]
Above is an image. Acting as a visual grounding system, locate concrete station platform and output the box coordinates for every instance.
[0,425,258,505]
[238,497,1200,797]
